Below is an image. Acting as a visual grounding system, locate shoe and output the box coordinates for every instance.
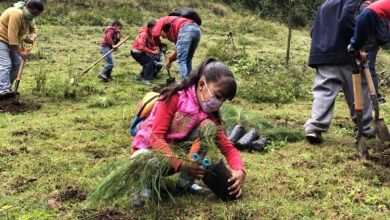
[305,131,323,144]
[98,69,109,82]
[134,75,142,81]
[176,173,212,196]
[131,189,152,208]
[176,182,212,196]
[0,90,15,99]
[378,96,387,104]
[106,69,113,81]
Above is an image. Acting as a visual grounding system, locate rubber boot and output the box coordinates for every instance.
[98,68,109,82]
[106,69,113,81]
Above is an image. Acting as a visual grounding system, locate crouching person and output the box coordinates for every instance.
[131,20,164,81]
[131,59,246,207]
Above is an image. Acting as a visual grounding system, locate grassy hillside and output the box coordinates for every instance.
[0,0,389,219]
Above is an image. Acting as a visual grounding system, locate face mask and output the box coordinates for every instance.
[23,7,36,21]
[200,81,223,113]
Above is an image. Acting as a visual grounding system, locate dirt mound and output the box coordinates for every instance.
[371,143,390,168]
[0,98,41,114]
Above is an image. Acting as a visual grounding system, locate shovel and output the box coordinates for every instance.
[69,36,130,84]
[14,43,34,94]
[360,54,390,142]
[351,55,368,160]
[161,45,175,85]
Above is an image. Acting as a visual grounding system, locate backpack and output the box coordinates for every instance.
[162,7,202,33]
[376,18,390,46]
[129,92,159,136]
[169,7,202,26]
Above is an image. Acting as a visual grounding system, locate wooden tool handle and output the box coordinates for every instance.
[363,66,376,96]
[352,74,364,111]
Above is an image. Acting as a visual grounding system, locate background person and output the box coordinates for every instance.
[97,19,122,82]
[131,20,164,81]
[0,0,44,98]
[304,0,374,144]
[152,15,201,79]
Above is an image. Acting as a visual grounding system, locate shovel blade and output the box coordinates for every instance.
[374,119,390,142]
[356,136,369,160]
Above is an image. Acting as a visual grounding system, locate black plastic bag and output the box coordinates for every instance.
[202,158,238,201]
[236,128,259,150]
[250,137,268,152]
[227,124,245,145]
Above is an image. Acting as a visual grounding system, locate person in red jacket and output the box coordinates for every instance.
[152,16,201,79]
[131,59,245,207]
[131,20,164,81]
[97,19,122,82]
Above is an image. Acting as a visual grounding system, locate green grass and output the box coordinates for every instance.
[0,0,389,219]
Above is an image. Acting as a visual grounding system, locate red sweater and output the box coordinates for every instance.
[131,27,158,54]
[100,27,120,47]
[150,93,245,172]
[367,0,390,20]
[152,16,195,63]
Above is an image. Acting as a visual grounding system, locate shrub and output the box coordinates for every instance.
[233,55,312,104]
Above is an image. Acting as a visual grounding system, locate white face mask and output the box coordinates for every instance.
[23,7,36,21]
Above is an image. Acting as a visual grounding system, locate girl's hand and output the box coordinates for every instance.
[179,161,206,179]
[227,169,246,198]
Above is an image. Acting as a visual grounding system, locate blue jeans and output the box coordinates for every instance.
[367,49,381,98]
[100,45,114,71]
[0,41,21,93]
[176,23,201,79]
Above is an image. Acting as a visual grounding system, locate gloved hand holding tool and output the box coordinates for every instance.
[14,42,34,94]
[69,36,130,84]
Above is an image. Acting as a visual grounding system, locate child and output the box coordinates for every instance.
[131,20,164,81]
[131,58,246,207]
[98,19,122,82]
[152,15,201,79]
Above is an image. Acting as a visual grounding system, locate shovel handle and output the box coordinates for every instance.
[351,57,364,111]
[80,36,131,76]
[14,59,26,93]
[362,63,376,97]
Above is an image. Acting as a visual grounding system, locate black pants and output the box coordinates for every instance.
[131,50,155,80]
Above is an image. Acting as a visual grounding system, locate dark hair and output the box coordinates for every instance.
[160,58,237,103]
[111,19,123,27]
[147,20,157,28]
[26,0,44,12]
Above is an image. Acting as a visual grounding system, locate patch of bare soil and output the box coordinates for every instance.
[0,97,41,114]
[370,143,390,168]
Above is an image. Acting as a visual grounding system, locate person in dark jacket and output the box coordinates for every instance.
[152,16,201,79]
[350,0,390,103]
[98,19,122,82]
[304,0,374,144]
